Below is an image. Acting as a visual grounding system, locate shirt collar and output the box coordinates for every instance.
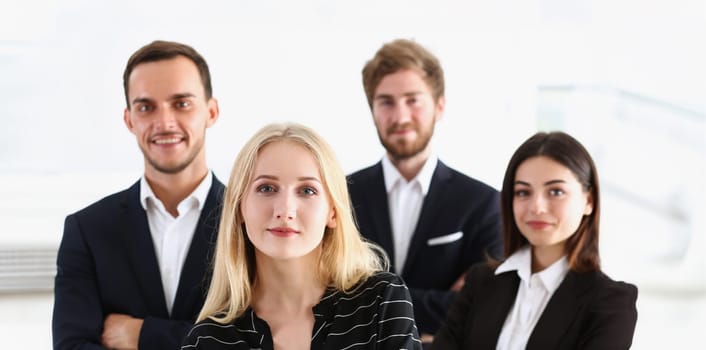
[495,245,569,294]
[495,245,533,281]
[140,171,213,212]
[381,153,438,195]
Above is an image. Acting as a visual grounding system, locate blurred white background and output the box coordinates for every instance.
[1,0,704,348]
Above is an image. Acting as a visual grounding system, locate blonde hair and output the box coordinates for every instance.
[198,122,387,323]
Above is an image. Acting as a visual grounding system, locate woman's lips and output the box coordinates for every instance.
[526,221,552,230]
[267,227,300,237]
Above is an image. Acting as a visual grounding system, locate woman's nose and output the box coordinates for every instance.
[274,194,296,220]
[529,195,547,214]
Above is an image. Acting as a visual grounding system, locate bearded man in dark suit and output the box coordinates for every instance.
[348,38,503,344]
[53,40,224,350]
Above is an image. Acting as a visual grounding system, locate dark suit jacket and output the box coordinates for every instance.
[52,177,225,350]
[347,160,502,334]
[432,263,638,350]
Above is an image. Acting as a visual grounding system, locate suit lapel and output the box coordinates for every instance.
[527,271,596,349]
[472,271,520,347]
[172,177,225,318]
[121,181,169,318]
[366,163,396,267]
[401,161,450,277]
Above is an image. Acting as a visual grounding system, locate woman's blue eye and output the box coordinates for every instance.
[300,187,317,196]
[257,185,276,193]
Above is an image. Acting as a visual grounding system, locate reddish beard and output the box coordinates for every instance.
[378,121,435,161]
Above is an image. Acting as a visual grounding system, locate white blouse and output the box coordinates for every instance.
[495,246,569,350]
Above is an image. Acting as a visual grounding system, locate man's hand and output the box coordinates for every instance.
[101,313,143,350]
[450,272,466,292]
[421,333,435,343]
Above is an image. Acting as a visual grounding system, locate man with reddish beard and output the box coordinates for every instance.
[53,41,225,350]
[347,39,503,345]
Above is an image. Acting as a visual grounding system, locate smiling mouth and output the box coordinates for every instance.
[154,137,182,144]
[151,133,185,145]
[526,221,552,230]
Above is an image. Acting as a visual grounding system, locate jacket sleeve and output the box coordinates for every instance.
[430,266,479,350]
[463,190,503,262]
[578,281,638,349]
[139,317,194,349]
[53,214,197,350]
[376,275,423,350]
[407,287,457,335]
[52,214,107,350]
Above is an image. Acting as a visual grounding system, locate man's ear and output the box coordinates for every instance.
[206,98,220,128]
[123,108,135,133]
[434,95,446,122]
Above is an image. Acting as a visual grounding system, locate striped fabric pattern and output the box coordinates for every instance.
[181,272,422,349]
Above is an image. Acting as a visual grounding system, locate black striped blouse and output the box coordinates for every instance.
[181,272,422,349]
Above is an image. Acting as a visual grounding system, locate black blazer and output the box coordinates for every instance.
[432,263,638,350]
[52,177,225,350]
[347,160,502,334]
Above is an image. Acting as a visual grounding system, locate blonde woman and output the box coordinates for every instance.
[181,122,421,349]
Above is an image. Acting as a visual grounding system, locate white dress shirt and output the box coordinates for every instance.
[381,154,438,274]
[139,172,212,315]
[495,246,569,350]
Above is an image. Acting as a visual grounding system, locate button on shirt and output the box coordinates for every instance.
[382,154,438,274]
[140,172,212,315]
[495,246,569,350]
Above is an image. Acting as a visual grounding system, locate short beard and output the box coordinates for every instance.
[146,155,194,174]
[378,122,435,161]
[141,138,203,175]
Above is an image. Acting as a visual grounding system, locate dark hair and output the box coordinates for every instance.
[122,40,212,107]
[362,39,444,109]
[501,131,601,272]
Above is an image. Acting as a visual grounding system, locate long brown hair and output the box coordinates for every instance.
[501,131,601,272]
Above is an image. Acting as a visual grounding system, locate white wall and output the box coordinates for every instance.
[2,0,701,241]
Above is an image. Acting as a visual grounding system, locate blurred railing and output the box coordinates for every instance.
[0,172,137,293]
[537,85,706,291]
[0,247,56,293]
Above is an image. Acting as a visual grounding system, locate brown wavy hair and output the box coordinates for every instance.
[362,38,444,109]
